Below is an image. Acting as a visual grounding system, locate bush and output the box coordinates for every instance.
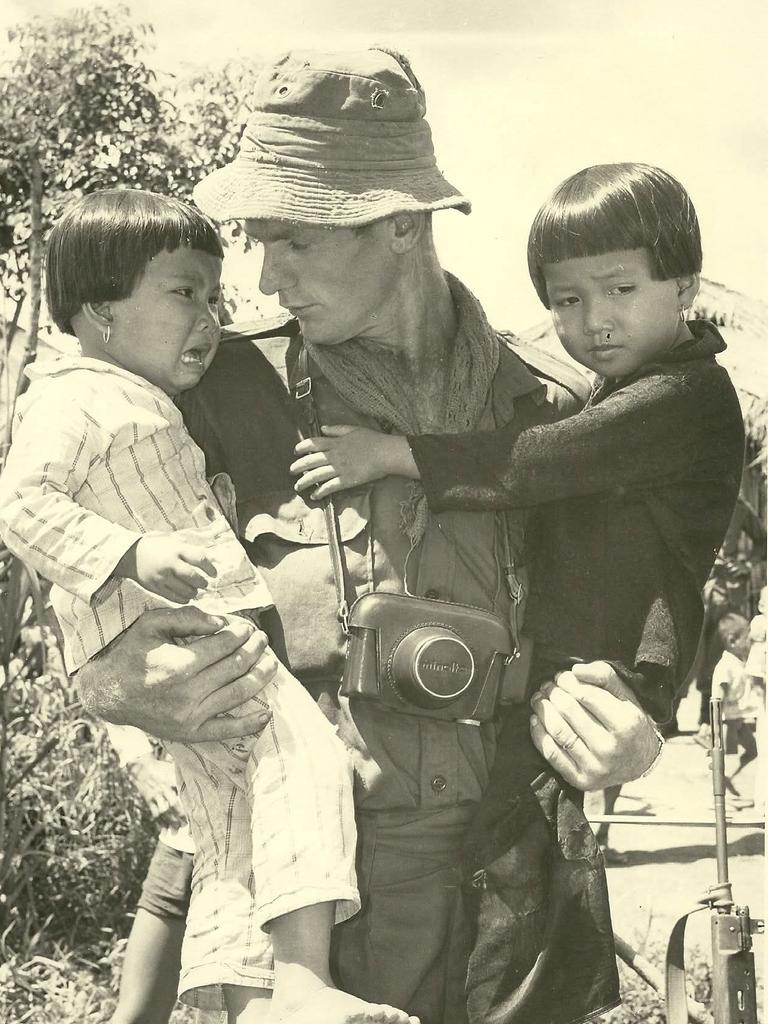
[0,559,159,1022]
[598,941,713,1023]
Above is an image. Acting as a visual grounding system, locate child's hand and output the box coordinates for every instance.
[116,535,217,603]
[290,426,416,500]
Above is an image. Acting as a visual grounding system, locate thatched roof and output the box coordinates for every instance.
[516,278,768,451]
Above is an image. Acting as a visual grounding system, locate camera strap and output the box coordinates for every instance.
[290,345,354,636]
[290,345,525,648]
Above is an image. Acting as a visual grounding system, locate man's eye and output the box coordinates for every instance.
[208,294,221,308]
[175,287,193,298]
[288,240,309,252]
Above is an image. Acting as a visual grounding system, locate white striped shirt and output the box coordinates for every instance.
[0,356,273,672]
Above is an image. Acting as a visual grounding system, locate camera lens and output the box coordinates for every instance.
[390,626,475,708]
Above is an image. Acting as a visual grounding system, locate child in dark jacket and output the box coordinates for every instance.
[291,162,745,1024]
[291,162,745,728]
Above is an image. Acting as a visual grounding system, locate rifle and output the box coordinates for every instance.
[664,697,763,1023]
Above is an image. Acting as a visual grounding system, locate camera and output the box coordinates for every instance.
[340,591,518,723]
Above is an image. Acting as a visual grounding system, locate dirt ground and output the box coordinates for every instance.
[585,681,766,1008]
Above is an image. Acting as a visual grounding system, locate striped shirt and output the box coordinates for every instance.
[0,356,273,672]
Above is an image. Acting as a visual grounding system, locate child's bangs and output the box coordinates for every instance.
[531,198,652,266]
[127,202,224,262]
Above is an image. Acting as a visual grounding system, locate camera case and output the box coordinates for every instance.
[340,591,516,722]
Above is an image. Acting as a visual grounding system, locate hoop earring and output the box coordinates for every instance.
[102,324,111,345]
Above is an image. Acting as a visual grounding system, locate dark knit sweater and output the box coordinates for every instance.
[410,321,745,722]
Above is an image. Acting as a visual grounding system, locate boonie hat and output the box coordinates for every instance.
[193,47,471,227]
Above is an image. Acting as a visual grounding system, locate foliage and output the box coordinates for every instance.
[598,941,714,1023]
[0,5,174,375]
[0,546,157,1022]
[0,7,265,411]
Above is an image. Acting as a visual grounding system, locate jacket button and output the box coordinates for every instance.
[424,589,439,600]
[431,774,447,793]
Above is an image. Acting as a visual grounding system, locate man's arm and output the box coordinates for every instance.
[77,605,277,742]
[530,662,663,789]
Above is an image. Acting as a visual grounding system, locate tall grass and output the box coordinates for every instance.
[0,544,157,1023]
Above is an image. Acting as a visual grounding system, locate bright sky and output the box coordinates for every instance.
[3,0,767,330]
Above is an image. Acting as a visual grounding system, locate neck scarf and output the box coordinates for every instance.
[304,273,499,541]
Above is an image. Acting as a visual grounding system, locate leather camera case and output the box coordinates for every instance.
[340,591,516,723]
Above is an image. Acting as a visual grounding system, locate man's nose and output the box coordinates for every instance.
[259,244,292,296]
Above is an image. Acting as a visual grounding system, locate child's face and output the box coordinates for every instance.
[542,248,694,379]
[100,246,222,396]
[728,627,751,662]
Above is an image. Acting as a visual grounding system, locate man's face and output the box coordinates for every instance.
[543,248,691,379]
[243,219,401,346]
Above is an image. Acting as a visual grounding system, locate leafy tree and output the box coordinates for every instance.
[0,6,266,432]
[0,5,178,415]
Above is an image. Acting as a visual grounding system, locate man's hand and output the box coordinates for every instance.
[126,754,187,830]
[77,606,277,743]
[291,425,415,500]
[529,661,662,790]
[116,536,217,603]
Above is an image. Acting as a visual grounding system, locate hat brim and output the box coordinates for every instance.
[193,159,471,226]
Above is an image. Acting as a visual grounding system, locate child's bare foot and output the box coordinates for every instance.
[271,986,419,1024]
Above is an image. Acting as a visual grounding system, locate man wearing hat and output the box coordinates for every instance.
[78,48,663,1024]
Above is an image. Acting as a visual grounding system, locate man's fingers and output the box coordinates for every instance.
[534,677,604,734]
[193,643,278,722]
[292,439,329,459]
[530,713,582,785]
[310,478,343,500]
[293,465,336,491]
[571,661,640,702]
[140,605,227,642]
[193,708,273,743]
[530,710,604,789]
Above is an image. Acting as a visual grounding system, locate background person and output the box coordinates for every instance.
[712,612,761,809]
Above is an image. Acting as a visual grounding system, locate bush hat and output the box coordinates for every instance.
[193,47,471,227]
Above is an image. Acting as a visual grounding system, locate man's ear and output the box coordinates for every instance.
[389,212,425,254]
[677,272,700,310]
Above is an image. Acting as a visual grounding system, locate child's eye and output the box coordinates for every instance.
[553,295,580,307]
[175,287,194,298]
[608,285,635,296]
[288,240,310,252]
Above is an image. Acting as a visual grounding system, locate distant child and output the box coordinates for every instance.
[291,162,745,813]
[745,585,767,687]
[713,613,762,806]
[0,191,418,1024]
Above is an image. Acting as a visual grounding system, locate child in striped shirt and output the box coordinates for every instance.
[0,190,417,1024]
